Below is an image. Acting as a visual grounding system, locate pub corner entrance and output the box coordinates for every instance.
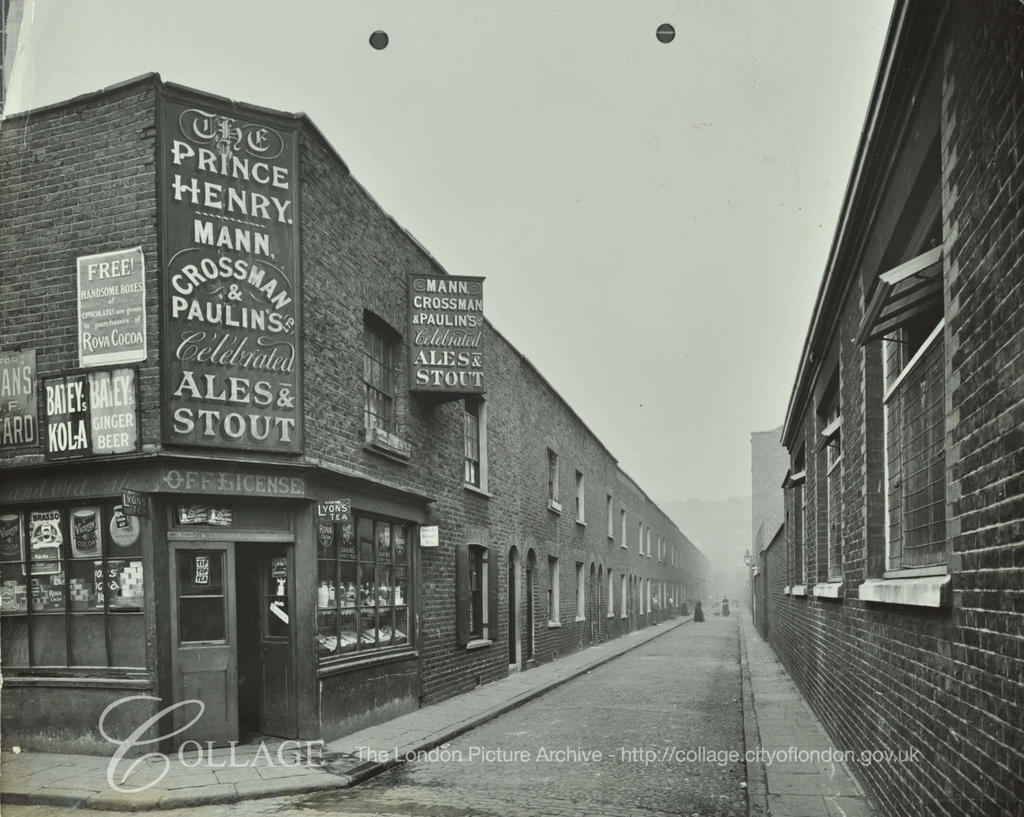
[169,540,297,746]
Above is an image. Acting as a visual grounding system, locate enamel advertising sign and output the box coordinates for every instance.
[76,247,147,367]
[160,93,302,452]
[0,349,37,449]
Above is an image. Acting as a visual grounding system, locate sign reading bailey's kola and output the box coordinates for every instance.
[160,92,302,453]
[0,349,37,449]
[42,368,140,459]
[77,247,147,368]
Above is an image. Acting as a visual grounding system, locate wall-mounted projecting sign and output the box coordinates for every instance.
[160,93,302,453]
[43,368,140,459]
[408,275,484,396]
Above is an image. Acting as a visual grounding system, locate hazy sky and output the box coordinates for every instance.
[4,0,894,504]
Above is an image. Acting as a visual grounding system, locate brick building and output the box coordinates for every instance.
[0,75,709,754]
[763,2,1024,815]
[749,427,788,633]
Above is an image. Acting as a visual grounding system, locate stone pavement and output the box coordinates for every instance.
[1,614,692,812]
[739,612,880,817]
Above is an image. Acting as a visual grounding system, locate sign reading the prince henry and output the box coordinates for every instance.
[77,247,147,368]
[160,95,301,452]
[408,275,485,394]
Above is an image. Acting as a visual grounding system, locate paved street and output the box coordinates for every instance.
[4,614,747,817]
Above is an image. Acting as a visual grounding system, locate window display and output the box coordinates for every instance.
[317,512,410,662]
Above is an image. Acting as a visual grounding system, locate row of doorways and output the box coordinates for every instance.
[169,541,296,745]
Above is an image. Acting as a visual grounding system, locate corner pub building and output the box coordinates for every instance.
[0,75,709,754]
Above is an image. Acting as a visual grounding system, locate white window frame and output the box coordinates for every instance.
[547,556,560,626]
[547,448,561,512]
[606,495,614,539]
[620,509,627,549]
[575,470,585,524]
[824,417,843,582]
[575,562,586,621]
[463,398,488,493]
[607,570,615,617]
[620,575,628,619]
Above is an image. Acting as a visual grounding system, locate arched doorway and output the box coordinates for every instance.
[508,546,520,671]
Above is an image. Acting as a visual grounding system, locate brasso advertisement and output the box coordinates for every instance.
[160,94,302,452]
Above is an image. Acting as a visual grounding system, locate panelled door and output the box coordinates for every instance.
[169,543,238,744]
[258,546,296,737]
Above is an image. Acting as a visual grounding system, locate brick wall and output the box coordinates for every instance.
[0,76,161,460]
[767,3,1024,816]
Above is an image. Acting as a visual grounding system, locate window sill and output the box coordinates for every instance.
[576,519,586,527]
[620,543,627,549]
[860,575,950,608]
[607,534,615,542]
[547,621,561,629]
[883,566,948,579]
[465,638,493,651]
[783,585,791,595]
[606,612,615,619]
[317,647,418,678]
[574,615,586,623]
[464,484,492,498]
[791,584,807,597]
[813,581,843,599]
[548,500,562,515]
[620,613,628,620]
[362,440,411,465]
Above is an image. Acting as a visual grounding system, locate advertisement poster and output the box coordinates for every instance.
[28,509,62,574]
[43,368,140,459]
[408,274,485,395]
[0,349,37,449]
[70,506,102,557]
[160,95,302,452]
[77,247,147,368]
[0,511,25,563]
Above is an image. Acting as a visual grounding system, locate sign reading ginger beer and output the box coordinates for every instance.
[408,275,484,394]
[160,94,302,452]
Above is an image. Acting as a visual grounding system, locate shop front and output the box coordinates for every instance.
[0,458,430,754]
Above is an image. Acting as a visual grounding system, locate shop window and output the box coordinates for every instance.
[316,513,411,662]
[363,313,398,433]
[575,470,585,523]
[547,448,560,511]
[455,541,497,647]
[547,556,560,625]
[463,398,487,490]
[575,562,585,620]
[884,307,946,571]
[0,502,145,670]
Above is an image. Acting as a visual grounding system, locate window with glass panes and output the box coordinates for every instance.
[363,316,396,432]
[316,513,410,661]
[0,502,146,669]
[884,310,946,570]
[464,401,481,486]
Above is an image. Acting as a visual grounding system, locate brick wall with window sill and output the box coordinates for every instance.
[548,500,562,514]
[463,484,492,499]
[790,584,807,597]
[546,621,561,629]
[859,573,950,608]
[465,639,493,651]
[812,582,843,599]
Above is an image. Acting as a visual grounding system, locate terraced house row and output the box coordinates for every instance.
[0,74,708,754]
[751,2,1024,816]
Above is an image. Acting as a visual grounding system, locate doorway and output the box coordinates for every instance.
[169,541,296,745]
[524,554,535,662]
[507,546,520,671]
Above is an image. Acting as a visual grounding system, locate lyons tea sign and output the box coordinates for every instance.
[160,92,302,453]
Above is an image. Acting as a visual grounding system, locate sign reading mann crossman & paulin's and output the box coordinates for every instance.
[160,92,302,452]
[408,275,484,394]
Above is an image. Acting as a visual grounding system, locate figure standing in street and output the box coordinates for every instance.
[693,600,704,622]
[721,597,730,617]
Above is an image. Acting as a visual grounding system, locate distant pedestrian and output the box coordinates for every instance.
[721,597,730,617]
[693,600,704,622]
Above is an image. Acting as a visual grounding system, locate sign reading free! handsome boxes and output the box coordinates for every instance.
[77,247,147,368]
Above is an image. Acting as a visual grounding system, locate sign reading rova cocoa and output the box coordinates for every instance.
[408,275,484,395]
[160,93,302,452]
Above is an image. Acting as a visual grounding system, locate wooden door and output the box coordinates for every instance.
[258,546,296,738]
[170,544,238,744]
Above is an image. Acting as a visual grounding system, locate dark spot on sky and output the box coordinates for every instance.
[657,24,675,44]
[369,30,389,50]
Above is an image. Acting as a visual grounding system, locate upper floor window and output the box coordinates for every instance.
[791,447,806,585]
[548,556,560,625]
[606,495,614,538]
[575,562,585,620]
[463,399,488,490]
[620,509,627,548]
[547,448,561,511]
[363,315,397,433]
[575,470,585,523]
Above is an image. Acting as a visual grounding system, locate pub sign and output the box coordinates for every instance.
[160,92,302,452]
[408,275,484,395]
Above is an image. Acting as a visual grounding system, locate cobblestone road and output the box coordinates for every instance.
[6,614,746,817]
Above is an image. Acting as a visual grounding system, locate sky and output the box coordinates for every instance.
[3,0,894,505]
